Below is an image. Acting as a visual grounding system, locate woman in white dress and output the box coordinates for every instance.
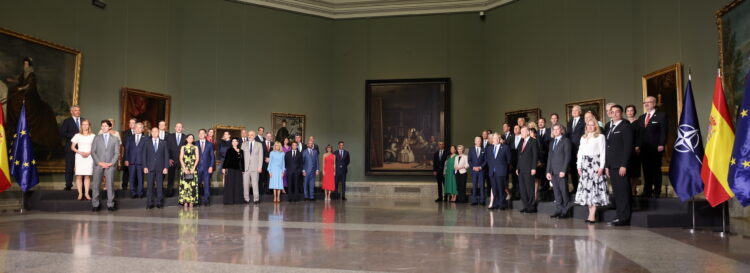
[575,119,608,224]
[71,119,95,200]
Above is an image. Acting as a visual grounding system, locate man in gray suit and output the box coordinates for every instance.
[242,130,264,204]
[546,124,572,218]
[144,127,169,209]
[91,120,121,212]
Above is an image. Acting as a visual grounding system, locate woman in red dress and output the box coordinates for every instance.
[322,145,336,200]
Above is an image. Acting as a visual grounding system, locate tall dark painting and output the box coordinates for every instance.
[366,78,450,176]
[0,28,81,173]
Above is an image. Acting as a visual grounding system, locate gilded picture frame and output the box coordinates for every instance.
[505,108,541,128]
[120,88,171,132]
[0,27,81,173]
[271,112,305,144]
[642,63,683,173]
[717,0,750,119]
[565,99,605,124]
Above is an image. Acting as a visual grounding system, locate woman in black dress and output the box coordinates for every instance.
[222,138,245,204]
[625,105,642,196]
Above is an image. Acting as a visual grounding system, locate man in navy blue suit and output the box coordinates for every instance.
[334,141,350,200]
[566,105,585,192]
[196,129,215,205]
[124,122,146,198]
[143,127,169,209]
[166,122,187,197]
[285,142,303,202]
[469,136,486,205]
[433,142,448,202]
[301,138,319,201]
[485,133,512,209]
[59,105,82,191]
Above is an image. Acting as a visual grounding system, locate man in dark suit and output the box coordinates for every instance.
[261,132,275,194]
[124,122,146,198]
[485,133,512,209]
[509,125,522,199]
[144,127,170,209]
[121,118,137,190]
[59,105,82,191]
[605,105,634,226]
[537,118,551,198]
[566,105,585,192]
[469,136,486,205]
[483,129,494,198]
[546,125,572,218]
[196,129,215,205]
[636,96,668,198]
[255,127,266,143]
[166,122,187,197]
[433,141,448,202]
[516,127,539,213]
[537,118,551,147]
[285,142,303,202]
[334,141,350,200]
[549,113,565,132]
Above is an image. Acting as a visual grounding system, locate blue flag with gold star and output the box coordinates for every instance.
[10,103,39,192]
[669,76,704,201]
[729,70,750,206]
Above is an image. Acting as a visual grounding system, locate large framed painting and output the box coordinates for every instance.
[212,125,245,164]
[565,99,605,123]
[505,108,541,128]
[271,112,305,144]
[642,63,683,173]
[717,0,750,119]
[0,27,81,173]
[120,88,171,132]
[365,78,450,176]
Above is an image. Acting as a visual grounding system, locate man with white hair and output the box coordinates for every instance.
[636,96,667,198]
[566,105,585,192]
[60,105,83,191]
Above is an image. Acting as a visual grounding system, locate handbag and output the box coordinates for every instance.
[182,173,195,181]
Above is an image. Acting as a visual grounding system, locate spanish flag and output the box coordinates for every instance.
[0,105,10,193]
[701,71,736,207]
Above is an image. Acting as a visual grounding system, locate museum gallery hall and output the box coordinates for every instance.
[0,0,749,272]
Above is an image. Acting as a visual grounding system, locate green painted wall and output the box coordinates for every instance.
[0,0,732,187]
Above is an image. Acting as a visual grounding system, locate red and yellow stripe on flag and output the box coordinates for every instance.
[0,105,10,192]
[701,72,736,207]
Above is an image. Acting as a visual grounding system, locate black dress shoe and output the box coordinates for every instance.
[520,208,528,213]
[64,186,72,191]
[147,205,154,210]
[558,214,570,219]
[92,206,100,212]
[342,197,347,201]
[156,205,162,209]
[435,198,443,202]
[550,213,561,218]
[480,202,486,206]
[107,206,115,211]
[498,207,507,210]
[612,221,630,226]
[470,202,478,206]
[526,209,537,213]
[253,201,260,204]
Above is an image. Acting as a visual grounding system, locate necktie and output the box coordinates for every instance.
[292,150,295,157]
[75,118,80,130]
[476,147,480,156]
[309,148,312,155]
[608,123,615,138]
[136,135,140,145]
[439,151,443,158]
[340,150,343,158]
[201,140,204,151]
[573,118,578,128]
[553,138,558,151]
[521,139,527,152]
[266,141,270,151]
[494,145,498,158]
[177,133,181,144]
[103,134,109,147]
[645,113,651,126]
[153,139,157,151]
[249,142,253,154]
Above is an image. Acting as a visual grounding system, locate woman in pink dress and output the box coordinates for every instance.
[321,145,336,200]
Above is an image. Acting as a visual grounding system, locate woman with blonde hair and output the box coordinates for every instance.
[268,141,286,203]
[454,145,469,203]
[71,119,95,200]
[574,119,608,224]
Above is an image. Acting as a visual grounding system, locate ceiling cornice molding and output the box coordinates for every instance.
[232,0,516,19]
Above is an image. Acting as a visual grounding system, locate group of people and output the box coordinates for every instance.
[60,106,351,211]
[433,97,667,226]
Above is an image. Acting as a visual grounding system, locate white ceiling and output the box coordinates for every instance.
[232,0,516,19]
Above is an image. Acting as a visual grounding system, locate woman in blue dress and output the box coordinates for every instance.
[268,141,286,203]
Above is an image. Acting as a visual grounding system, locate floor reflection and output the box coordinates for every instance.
[177,208,198,261]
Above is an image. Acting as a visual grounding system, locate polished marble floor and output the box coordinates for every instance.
[0,198,748,273]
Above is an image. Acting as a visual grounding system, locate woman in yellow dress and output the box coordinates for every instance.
[179,134,200,208]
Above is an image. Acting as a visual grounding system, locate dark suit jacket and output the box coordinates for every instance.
[433,150,449,173]
[124,134,146,165]
[167,132,188,161]
[503,132,514,146]
[516,138,539,172]
[546,137,571,174]
[468,146,486,170]
[635,111,667,150]
[566,117,585,147]
[196,140,215,172]
[334,149,350,174]
[59,117,81,152]
[485,144,511,176]
[538,128,551,147]
[605,120,634,169]
[285,150,303,175]
[143,138,169,171]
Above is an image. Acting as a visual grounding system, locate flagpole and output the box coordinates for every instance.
[683,197,700,233]
[713,201,734,237]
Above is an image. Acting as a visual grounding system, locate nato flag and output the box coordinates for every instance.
[10,103,39,192]
[729,70,750,206]
[669,77,705,201]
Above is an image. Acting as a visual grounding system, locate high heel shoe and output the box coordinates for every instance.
[584,219,596,224]
[85,196,91,201]
[77,195,83,201]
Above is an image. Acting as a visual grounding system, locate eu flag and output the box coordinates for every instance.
[9,103,39,192]
[729,70,750,206]
[669,76,705,201]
